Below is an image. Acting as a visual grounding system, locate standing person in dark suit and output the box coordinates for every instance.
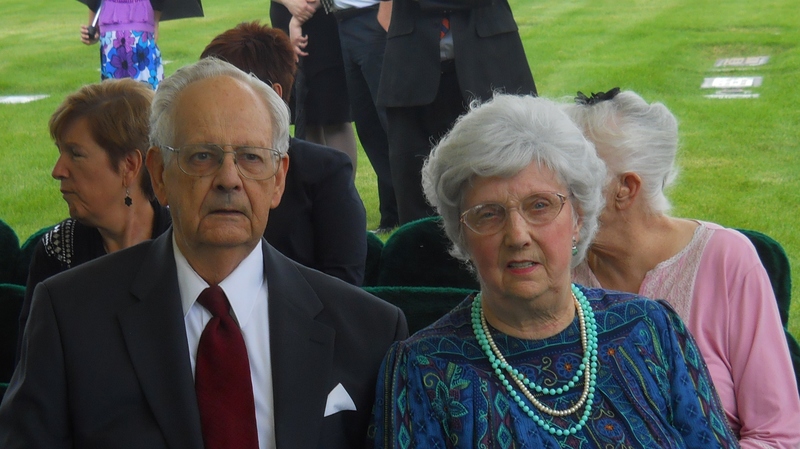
[379,0,537,224]
[290,0,400,233]
[0,58,408,448]
[201,21,368,286]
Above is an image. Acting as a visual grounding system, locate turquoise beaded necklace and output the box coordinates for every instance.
[471,283,599,436]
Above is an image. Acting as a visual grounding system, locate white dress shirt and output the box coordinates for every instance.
[174,237,275,449]
[334,0,379,10]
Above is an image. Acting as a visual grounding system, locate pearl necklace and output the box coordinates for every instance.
[471,284,599,436]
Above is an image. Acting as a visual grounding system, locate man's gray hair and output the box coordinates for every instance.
[421,94,607,266]
[149,57,290,159]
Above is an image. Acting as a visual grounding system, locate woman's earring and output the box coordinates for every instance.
[572,237,578,256]
[125,188,132,207]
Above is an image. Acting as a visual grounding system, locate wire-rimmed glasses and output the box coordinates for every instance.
[164,144,282,180]
[460,192,568,235]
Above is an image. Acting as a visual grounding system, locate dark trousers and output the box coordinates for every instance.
[338,8,399,228]
[387,61,465,224]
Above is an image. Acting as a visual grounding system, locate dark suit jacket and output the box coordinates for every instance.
[0,232,407,448]
[378,0,536,108]
[265,138,367,286]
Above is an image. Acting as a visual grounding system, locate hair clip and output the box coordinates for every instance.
[574,87,621,105]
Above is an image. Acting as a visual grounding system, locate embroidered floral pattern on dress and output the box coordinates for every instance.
[368,293,739,448]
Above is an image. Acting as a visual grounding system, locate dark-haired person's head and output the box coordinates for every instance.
[200,21,296,103]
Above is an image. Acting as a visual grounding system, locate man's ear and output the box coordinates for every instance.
[145,147,169,206]
[269,154,290,209]
[614,172,642,211]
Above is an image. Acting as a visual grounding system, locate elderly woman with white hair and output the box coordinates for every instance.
[566,88,800,448]
[367,94,738,448]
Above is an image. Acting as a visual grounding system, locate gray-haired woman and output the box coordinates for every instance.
[367,94,738,448]
[566,88,800,447]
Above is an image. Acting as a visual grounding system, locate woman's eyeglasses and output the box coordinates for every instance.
[460,192,568,235]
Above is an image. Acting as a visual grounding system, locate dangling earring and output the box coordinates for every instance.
[125,188,132,207]
[571,237,578,256]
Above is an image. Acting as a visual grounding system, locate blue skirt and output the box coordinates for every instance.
[99,30,163,90]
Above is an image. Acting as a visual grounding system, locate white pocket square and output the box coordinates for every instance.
[324,383,357,417]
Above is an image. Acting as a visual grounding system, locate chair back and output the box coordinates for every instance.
[736,229,792,326]
[364,232,384,287]
[363,286,474,334]
[13,225,54,286]
[377,217,478,289]
[0,283,24,383]
[736,228,800,396]
[0,220,21,285]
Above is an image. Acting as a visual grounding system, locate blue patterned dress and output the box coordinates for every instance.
[368,288,739,448]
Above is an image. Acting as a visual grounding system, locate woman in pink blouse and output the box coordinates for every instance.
[565,89,800,448]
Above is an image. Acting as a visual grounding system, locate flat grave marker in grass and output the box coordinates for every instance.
[701,77,762,98]
[714,56,770,69]
[703,56,768,99]
[702,76,763,89]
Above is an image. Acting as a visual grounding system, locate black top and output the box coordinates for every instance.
[17,200,171,360]
[265,138,367,286]
[269,2,345,77]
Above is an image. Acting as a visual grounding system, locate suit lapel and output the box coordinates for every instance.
[118,232,204,449]
[264,242,336,448]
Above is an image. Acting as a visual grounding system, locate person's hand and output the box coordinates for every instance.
[289,16,309,61]
[80,25,99,45]
[282,0,316,22]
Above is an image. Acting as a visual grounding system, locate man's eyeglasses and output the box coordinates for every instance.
[460,192,568,235]
[164,144,283,180]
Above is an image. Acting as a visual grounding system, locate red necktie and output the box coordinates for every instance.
[195,285,259,449]
[440,16,450,39]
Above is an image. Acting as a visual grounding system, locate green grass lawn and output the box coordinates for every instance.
[1,0,799,338]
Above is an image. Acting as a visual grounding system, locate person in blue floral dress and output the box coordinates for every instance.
[367,94,739,448]
[80,0,164,90]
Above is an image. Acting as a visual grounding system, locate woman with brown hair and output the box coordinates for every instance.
[18,78,171,357]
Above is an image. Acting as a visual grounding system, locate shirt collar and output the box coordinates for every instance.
[174,236,265,329]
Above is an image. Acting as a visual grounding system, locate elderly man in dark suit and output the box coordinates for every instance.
[379,0,537,224]
[0,58,408,448]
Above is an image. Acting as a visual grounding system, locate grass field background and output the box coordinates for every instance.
[1,0,799,337]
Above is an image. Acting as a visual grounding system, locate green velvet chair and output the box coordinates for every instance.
[377,217,479,290]
[0,220,21,285]
[363,286,475,334]
[364,231,384,287]
[13,225,54,286]
[736,228,800,396]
